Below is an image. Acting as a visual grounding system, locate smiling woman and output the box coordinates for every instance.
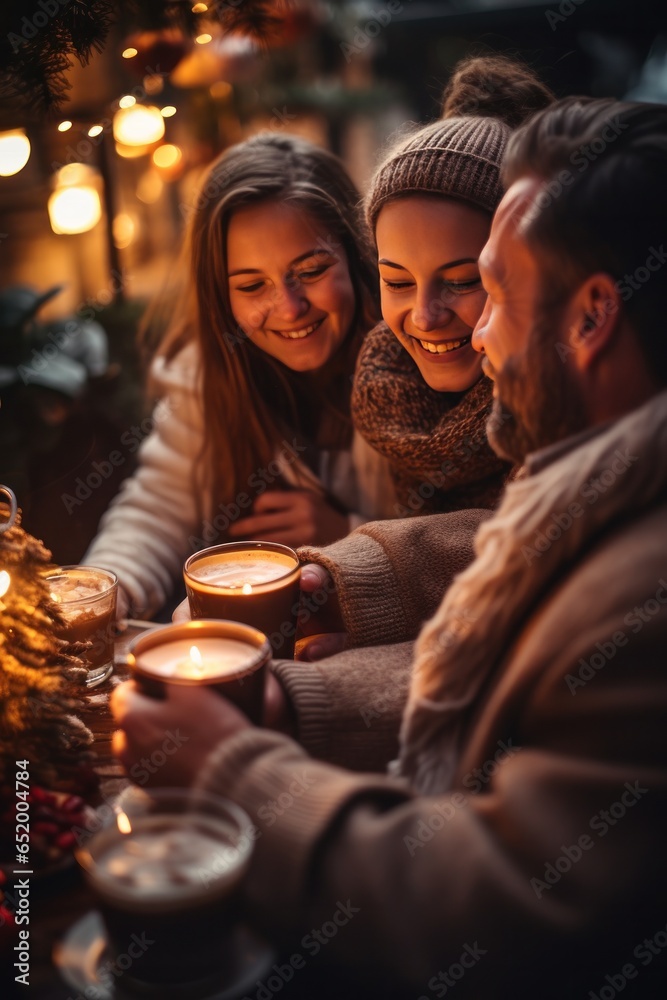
[84,134,382,619]
[226,200,356,373]
[352,55,555,516]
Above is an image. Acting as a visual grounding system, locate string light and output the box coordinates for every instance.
[152,144,182,169]
[113,105,165,146]
[48,186,102,235]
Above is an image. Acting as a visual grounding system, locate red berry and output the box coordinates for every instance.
[56,831,76,851]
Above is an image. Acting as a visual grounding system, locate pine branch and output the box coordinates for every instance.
[0,504,94,789]
[0,0,296,114]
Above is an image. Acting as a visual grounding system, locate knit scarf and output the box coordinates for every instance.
[351,322,509,514]
[395,390,667,794]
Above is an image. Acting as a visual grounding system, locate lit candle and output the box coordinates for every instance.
[137,637,258,679]
[127,620,271,723]
[183,542,301,657]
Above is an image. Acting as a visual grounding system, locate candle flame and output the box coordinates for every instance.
[0,571,9,599]
[189,645,205,676]
[242,582,252,595]
[117,810,132,834]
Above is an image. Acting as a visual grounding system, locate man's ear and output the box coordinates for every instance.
[563,273,622,372]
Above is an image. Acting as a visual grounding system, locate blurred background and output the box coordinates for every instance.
[1,0,666,563]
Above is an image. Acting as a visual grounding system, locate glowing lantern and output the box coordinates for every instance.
[113,105,165,147]
[0,130,31,177]
[48,186,102,235]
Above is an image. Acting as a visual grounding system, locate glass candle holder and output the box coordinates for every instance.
[46,564,118,687]
[184,541,301,658]
[76,786,255,991]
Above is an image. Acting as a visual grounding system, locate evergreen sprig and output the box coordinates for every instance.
[0,504,93,789]
[0,0,295,116]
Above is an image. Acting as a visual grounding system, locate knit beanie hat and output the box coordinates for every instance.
[366,116,511,231]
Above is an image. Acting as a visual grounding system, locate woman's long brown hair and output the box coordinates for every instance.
[156,133,379,520]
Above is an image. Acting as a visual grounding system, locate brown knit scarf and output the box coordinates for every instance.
[351,322,509,515]
[394,390,667,794]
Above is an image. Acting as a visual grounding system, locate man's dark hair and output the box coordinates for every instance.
[503,98,667,384]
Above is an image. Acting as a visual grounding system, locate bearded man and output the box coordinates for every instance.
[113,98,667,999]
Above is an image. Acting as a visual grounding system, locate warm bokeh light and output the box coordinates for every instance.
[210,81,232,100]
[54,162,98,187]
[88,125,104,138]
[152,144,182,169]
[118,95,136,109]
[195,33,212,44]
[115,142,151,159]
[0,130,31,177]
[192,2,208,11]
[136,170,164,204]
[48,186,102,235]
[113,105,165,146]
[58,120,73,132]
[122,47,138,59]
[113,213,136,249]
[160,105,177,117]
[0,571,10,600]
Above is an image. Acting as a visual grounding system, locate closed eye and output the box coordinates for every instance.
[442,278,482,293]
[293,263,332,282]
[235,280,266,293]
[382,278,413,290]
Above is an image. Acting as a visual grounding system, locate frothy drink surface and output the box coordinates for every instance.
[190,550,295,589]
[49,573,109,621]
[94,816,245,907]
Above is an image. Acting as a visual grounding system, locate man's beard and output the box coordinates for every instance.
[485,306,589,466]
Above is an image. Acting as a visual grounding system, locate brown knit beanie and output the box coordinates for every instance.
[366,55,555,231]
[366,116,510,230]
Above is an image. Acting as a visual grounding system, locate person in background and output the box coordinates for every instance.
[85,133,382,619]
[352,56,554,515]
[113,96,667,998]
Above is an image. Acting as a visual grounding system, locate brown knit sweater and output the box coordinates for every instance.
[351,322,509,515]
[195,397,667,997]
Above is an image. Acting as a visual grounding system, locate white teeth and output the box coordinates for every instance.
[276,321,320,340]
[417,336,470,355]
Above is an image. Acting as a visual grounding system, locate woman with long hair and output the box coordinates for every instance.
[85,132,380,618]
